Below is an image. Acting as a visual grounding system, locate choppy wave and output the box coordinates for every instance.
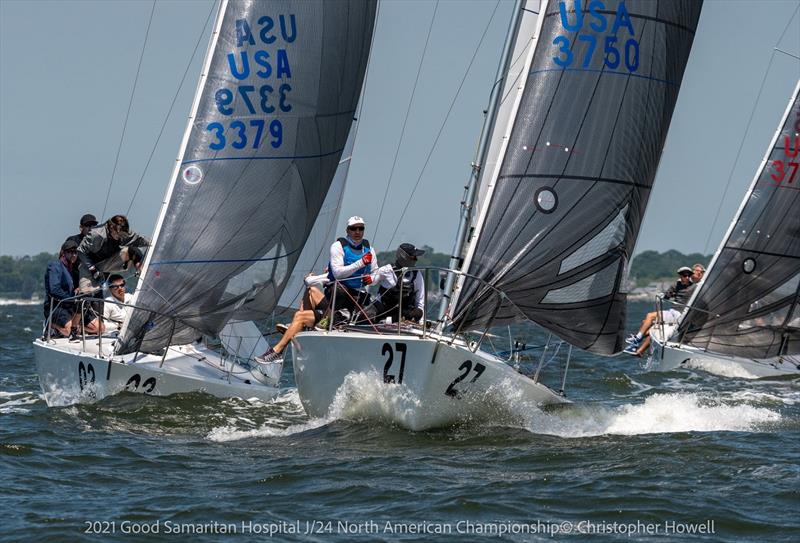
[0,390,40,414]
[206,390,322,442]
[519,393,781,437]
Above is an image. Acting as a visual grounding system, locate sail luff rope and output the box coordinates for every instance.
[702,3,800,254]
[373,1,439,247]
[101,0,157,219]
[126,0,218,217]
[388,0,502,248]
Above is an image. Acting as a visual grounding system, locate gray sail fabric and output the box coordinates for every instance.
[675,84,800,359]
[118,0,376,354]
[276,121,355,312]
[452,0,702,355]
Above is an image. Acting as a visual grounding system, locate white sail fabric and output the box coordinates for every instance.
[452,0,703,355]
[119,0,377,354]
[676,81,800,358]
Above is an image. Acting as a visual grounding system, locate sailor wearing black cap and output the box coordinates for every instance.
[359,243,427,324]
[64,213,99,285]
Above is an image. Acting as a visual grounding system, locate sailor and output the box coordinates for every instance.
[64,213,99,286]
[102,274,133,331]
[77,214,150,294]
[254,274,328,368]
[253,216,379,368]
[359,243,426,324]
[325,215,378,319]
[624,266,705,356]
[43,240,81,338]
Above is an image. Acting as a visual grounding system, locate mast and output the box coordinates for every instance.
[439,0,529,319]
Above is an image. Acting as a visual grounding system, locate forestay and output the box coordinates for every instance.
[118,0,376,354]
[675,81,800,359]
[451,0,702,355]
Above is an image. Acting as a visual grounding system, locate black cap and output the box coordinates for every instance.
[61,239,79,252]
[396,243,425,268]
[80,214,98,227]
[398,243,425,257]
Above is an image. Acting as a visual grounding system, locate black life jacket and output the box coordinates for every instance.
[378,267,418,312]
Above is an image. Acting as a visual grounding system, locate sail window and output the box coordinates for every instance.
[182,165,204,185]
[541,259,618,304]
[747,272,800,313]
[742,258,756,274]
[739,305,790,331]
[535,187,558,213]
[559,206,628,275]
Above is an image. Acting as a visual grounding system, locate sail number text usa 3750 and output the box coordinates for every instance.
[207,15,296,151]
[552,1,639,73]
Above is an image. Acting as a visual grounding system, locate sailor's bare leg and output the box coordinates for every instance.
[274,309,315,353]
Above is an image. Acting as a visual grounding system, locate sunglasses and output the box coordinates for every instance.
[348,226,365,232]
[110,283,126,289]
[679,273,692,277]
[64,249,77,254]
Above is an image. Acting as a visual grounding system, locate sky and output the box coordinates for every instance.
[1,0,799,258]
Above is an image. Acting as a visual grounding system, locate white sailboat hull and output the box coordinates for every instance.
[648,326,800,379]
[292,330,568,431]
[33,337,280,407]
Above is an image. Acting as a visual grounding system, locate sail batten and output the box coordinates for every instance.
[452,0,703,355]
[118,0,377,354]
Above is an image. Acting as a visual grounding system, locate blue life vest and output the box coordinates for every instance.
[328,237,371,290]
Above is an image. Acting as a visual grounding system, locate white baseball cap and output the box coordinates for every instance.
[347,216,365,227]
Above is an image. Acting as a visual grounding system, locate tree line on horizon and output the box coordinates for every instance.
[0,248,711,299]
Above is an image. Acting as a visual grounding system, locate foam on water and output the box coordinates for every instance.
[207,389,319,442]
[518,392,782,437]
[0,390,40,414]
[685,357,761,379]
[326,370,424,427]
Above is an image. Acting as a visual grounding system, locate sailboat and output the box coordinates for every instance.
[291,0,704,430]
[34,0,377,406]
[649,79,800,379]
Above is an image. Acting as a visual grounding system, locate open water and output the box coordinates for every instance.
[1,301,798,542]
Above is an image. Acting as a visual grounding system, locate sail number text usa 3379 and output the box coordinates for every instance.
[207,14,296,151]
[552,1,639,73]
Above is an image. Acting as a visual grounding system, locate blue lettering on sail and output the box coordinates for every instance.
[254,50,272,78]
[276,49,292,79]
[235,19,256,47]
[210,13,297,150]
[611,1,635,36]
[551,0,639,73]
[587,0,607,33]
[227,51,250,80]
[258,15,276,44]
[558,1,583,32]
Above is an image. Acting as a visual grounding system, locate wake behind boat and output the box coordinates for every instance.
[292,0,703,429]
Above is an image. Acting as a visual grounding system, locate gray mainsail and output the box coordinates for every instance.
[118,0,376,354]
[675,81,800,359]
[451,0,702,355]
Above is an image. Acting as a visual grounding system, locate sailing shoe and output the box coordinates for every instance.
[275,323,289,335]
[255,348,283,365]
[254,348,284,386]
[625,333,641,346]
[622,344,640,356]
